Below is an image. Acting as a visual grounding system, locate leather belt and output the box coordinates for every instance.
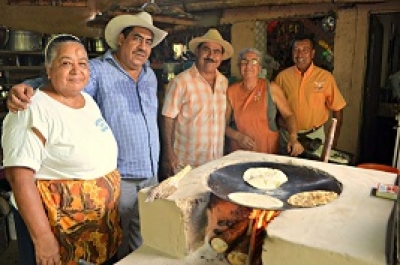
[298,125,323,136]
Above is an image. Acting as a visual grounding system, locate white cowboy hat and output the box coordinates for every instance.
[105,12,168,49]
[188,29,234,60]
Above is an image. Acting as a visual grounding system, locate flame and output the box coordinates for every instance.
[249,209,260,219]
[256,211,266,229]
[249,209,280,229]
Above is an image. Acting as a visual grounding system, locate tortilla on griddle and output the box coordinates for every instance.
[243,167,288,190]
[287,190,338,207]
[228,192,284,210]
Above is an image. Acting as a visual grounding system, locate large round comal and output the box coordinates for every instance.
[207,161,343,210]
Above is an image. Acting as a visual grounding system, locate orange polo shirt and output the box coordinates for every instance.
[275,64,346,131]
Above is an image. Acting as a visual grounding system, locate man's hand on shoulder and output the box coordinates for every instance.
[7,83,35,113]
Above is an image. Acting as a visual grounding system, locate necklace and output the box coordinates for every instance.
[242,80,260,101]
[254,89,261,102]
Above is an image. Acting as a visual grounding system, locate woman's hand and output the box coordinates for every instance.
[34,232,60,265]
[5,167,59,265]
[7,84,34,112]
[287,136,304,156]
[236,133,255,150]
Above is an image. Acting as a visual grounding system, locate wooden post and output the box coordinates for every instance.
[321,118,337,162]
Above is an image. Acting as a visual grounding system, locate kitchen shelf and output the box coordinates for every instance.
[0,50,43,55]
[0,50,105,91]
[0,50,102,56]
[0,66,43,71]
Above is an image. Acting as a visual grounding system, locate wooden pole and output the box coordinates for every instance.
[320,118,337,163]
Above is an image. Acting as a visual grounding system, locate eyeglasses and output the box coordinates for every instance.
[240,59,260,66]
[131,33,153,47]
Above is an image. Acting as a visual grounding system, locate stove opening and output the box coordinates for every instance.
[206,193,279,265]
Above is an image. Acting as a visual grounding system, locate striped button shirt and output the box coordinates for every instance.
[162,65,227,167]
[85,50,160,179]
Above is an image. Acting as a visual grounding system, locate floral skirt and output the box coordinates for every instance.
[36,169,122,265]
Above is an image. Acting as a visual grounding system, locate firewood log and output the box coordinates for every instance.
[226,228,266,265]
[206,193,252,240]
[227,250,247,265]
[209,218,249,253]
[226,234,250,265]
[251,235,264,265]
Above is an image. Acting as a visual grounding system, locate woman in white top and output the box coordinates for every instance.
[2,34,121,265]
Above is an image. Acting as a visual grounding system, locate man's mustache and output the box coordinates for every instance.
[134,47,146,54]
[204,58,216,63]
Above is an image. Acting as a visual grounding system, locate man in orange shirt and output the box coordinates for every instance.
[275,34,346,155]
[161,29,233,176]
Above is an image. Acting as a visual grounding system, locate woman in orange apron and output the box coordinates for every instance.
[2,34,121,265]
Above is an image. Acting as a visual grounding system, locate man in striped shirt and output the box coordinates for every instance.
[161,29,234,176]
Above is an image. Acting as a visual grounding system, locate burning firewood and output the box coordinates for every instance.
[209,218,249,253]
[206,193,280,265]
[226,228,265,265]
[206,193,252,240]
[251,240,264,265]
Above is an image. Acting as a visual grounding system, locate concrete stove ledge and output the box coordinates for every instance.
[116,244,229,265]
[117,151,397,265]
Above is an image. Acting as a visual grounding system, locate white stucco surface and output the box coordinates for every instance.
[117,151,396,265]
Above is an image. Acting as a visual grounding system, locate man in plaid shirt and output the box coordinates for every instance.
[161,29,234,176]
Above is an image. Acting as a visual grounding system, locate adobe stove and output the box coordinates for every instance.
[116,151,397,265]
[206,193,278,265]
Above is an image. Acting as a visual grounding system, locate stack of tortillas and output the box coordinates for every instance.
[243,167,288,190]
[227,167,338,209]
[228,192,284,209]
[287,190,338,207]
[227,168,288,209]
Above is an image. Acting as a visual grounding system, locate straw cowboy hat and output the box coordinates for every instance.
[105,11,168,49]
[188,29,234,60]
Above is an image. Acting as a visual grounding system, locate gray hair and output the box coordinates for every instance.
[237,47,263,65]
[44,34,83,67]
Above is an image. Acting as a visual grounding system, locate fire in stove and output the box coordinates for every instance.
[206,193,279,265]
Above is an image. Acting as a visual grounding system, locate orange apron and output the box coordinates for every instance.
[36,169,122,265]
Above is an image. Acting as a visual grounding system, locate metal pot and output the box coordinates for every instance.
[86,37,107,53]
[92,37,106,52]
[7,30,43,51]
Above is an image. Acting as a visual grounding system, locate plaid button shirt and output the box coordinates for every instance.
[162,65,227,167]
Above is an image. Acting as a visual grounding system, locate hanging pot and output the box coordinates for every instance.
[7,30,43,51]
[91,37,107,52]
